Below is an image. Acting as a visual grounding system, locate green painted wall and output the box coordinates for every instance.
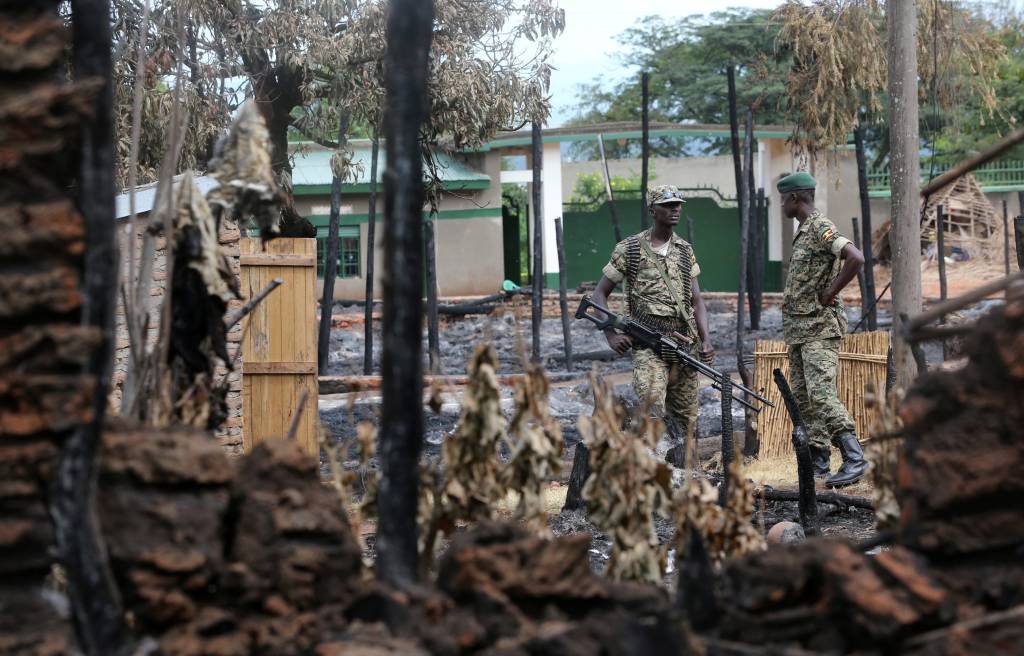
[561,197,782,293]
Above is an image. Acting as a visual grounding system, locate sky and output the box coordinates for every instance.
[546,0,791,126]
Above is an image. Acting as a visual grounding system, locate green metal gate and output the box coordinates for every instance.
[561,190,781,293]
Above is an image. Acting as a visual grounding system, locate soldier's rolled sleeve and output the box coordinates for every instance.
[691,252,701,277]
[603,243,627,284]
[830,236,851,257]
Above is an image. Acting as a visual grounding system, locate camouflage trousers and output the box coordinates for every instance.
[787,337,856,449]
[632,346,698,438]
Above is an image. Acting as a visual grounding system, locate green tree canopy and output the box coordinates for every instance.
[566,8,789,159]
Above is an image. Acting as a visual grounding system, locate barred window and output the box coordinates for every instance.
[317,226,361,278]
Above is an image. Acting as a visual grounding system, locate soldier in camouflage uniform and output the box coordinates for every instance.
[591,185,714,439]
[778,172,868,488]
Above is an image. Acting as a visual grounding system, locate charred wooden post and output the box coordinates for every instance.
[747,188,765,330]
[675,527,720,631]
[376,0,434,588]
[425,217,440,373]
[318,112,351,374]
[52,2,131,652]
[936,205,948,301]
[1003,199,1011,276]
[563,443,591,512]
[855,123,877,331]
[687,214,694,246]
[640,71,650,229]
[852,217,867,311]
[1016,216,1024,271]
[555,218,573,371]
[772,369,818,533]
[531,121,544,363]
[719,375,733,506]
[363,133,380,374]
[597,133,623,243]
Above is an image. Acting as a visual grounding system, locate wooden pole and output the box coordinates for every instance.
[531,121,544,363]
[744,124,758,330]
[936,205,948,301]
[425,217,440,373]
[852,217,867,311]
[719,375,733,506]
[1003,199,1011,276]
[363,132,380,375]
[887,0,922,387]
[747,188,765,331]
[737,109,755,456]
[855,123,878,330]
[60,2,130,652]
[641,71,650,230]
[376,0,433,589]
[1015,216,1024,271]
[596,133,623,243]
[318,112,350,374]
[736,110,752,372]
[687,214,694,245]
[936,205,947,361]
[555,218,573,371]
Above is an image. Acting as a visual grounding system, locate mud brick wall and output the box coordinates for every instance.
[0,3,93,652]
[112,215,245,454]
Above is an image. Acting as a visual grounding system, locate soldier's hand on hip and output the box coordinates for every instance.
[607,333,633,355]
[818,290,836,306]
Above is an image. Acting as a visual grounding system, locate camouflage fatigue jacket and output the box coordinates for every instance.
[783,210,851,344]
[603,230,701,332]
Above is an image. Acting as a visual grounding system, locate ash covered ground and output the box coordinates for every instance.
[318,299,1000,568]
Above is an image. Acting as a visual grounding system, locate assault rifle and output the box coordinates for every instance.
[575,296,774,413]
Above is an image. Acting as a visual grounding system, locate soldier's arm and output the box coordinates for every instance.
[593,276,632,354]
[692,277,714,362]
[820,242,865,306]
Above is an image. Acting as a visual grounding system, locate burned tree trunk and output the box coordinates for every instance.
[376,0,434,588]
[318,113,351,374]
[57,3,132,654]
[364,133,380,374]
[887,0,923,386]
[640,71,650,230]
[855,124,878,331]
[531,121,544,363]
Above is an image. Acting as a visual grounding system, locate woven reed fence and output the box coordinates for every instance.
[753,332,890,459]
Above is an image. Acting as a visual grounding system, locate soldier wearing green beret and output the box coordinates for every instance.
[777,172,868,487]
[591,185,714,439]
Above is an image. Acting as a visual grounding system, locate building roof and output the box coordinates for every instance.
[471,121,798,151]
[290,144,491,195]
[115,174,220,219]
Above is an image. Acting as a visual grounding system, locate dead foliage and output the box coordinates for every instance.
[772,0,1004,155]
[674,449,765,571]
[864,382,902,529]
[442,344,508,523]
[579,374,671,583]
[501,359,564,531]
[206,100,280,240]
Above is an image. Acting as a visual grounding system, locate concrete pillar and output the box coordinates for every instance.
[542,141,563,283]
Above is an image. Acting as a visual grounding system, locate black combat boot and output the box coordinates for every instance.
[825,432,869,488]
[809,444,830,479]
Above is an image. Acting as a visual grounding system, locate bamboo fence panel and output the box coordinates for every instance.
[753,332,889,459]
[240,237,319,457]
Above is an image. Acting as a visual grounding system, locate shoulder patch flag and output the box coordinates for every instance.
[820,227,835,242]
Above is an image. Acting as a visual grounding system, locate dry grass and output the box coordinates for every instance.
[743,453,874,497]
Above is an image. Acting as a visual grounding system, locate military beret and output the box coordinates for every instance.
[648,184,687,205]
[776,172,816,194]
